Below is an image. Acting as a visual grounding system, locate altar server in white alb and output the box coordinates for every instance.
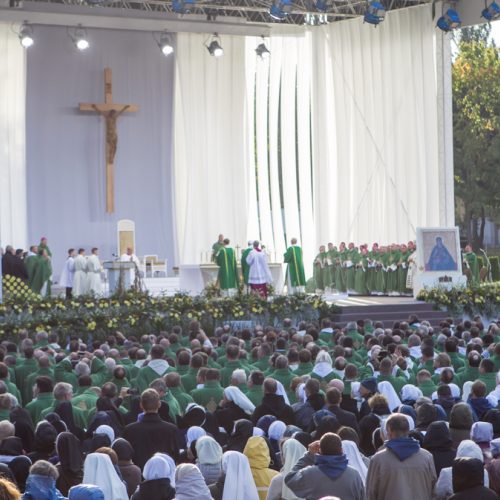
[120,246,141,285]
[87,247,103,295]
[73,248,88,297]
[246,240,273,298]
[59,248,76,299]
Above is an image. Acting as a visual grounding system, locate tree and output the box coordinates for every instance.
[453,25,500,250]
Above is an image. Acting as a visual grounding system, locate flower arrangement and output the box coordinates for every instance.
[0,278,340,341]
[417,282,500,317]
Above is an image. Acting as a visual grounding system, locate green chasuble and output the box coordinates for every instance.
[191,380,225,412]
[283,246,306,287]
[397,250,411,294]
[72,388,99,413]
[181,368,199,394]
[212,241,224,262]
[25,255,38,288]
[386,250,401,293]
[246,386,264,406]
[169,386,194,414]
[31,253,52,297]
[345,249,358,292]
[241,247,252,286]
[327,249,338,289]
[320,251,333,289]
[39,242,52,257]
[41,402,87,429]
[354,255,368,295]
[335,251,347,292]
[463,252,480,284]
[133,364,171,393]
[312,253,324,291]
[25,367,54,403]
[25,392,55,424]
[216,246,239,290]
[15,358,38,406]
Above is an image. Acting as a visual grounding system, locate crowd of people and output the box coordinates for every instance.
[0,314,497,498]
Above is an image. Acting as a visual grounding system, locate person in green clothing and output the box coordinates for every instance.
[283,238,306,294]
[212,234,225,262]
[165,372,194,413]
[219,345,249,387]
[455,351,481,388]
[252,344,272,373]
[25,376,55,424]
[38,236,52,257]
[246,371,265,406]
[133,345,171,393]
[335,242,347,293]
[326,243,338,290]
[478,359,497,394]
[377,358,406,395]
[15,346,38,406]
[397,244,411,295]
[25,245,39,288]
[109,366,131,393]
[385,244,401,296]
[463,245,480,285]
[54,357,78,391]
[181,354,203,394]
[40,382,87,429]
[191,369,225,412]
[30,248,52,297]
[241,241,253,293]
[25,355,54,403]
[150,378,181,422]
[416,370,437,398]
[216,239,239,297]
[0,363,21,403]
[268,356,295,397]
[312,246,326,293]
[294,350,314,377]
[71,376,99,413]
[353,246,369,295]
[344,242,358,294]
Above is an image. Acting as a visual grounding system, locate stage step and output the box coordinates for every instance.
[330,298,449,328]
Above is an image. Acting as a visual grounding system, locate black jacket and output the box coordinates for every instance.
[252,394,295,425]
[131,478,175,500]
[325,404,360,434]
[214,402,248,434]
[123,413,180,469]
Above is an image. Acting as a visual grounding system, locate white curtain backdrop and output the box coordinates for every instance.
[0,23,27,250]
[174,33,251,264]
[311,4,440,247]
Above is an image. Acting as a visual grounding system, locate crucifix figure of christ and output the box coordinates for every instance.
[79,68,139,213]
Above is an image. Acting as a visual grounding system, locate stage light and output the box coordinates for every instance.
[158,31,174,55]
[172,0,196,14]
[19,22,34,48]
[482,1,500,21]
[255,40,270,59]
[69,25,90,50]
[313,0,332,12]
[269,0,292,21]
[364,1,386,25]
[437,8,461,31]
[206,34,223,57]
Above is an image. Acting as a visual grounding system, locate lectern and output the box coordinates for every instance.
[103,261,135,295]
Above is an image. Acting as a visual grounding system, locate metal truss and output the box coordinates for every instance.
[26,0,430,25]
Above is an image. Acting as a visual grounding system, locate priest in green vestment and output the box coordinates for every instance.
[132,345,172,393]
[344,243,358,293]
[283,238,306,294]
[463,245,480,285]
[39,237,52,257]
[216,239,239,297]
[397,244,411,295]
[211,234,225,262]
[241,241,253,292]
[31,248,52,297]
[327,243,337,290]
[386,244,401,296]
[313,246,325,292]
[354,247,369,295]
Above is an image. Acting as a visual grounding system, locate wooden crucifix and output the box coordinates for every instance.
[79,68,139,213]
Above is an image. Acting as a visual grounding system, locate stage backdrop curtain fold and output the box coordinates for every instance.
[174,33,250,264]
[311,3,440,246]
[0,22,27,250]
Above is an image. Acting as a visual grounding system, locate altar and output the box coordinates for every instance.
[179,263,284,295]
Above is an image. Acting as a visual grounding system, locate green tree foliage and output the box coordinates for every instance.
[453,25,500,250]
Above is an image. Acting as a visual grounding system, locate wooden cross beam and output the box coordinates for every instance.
[79,68,139,213]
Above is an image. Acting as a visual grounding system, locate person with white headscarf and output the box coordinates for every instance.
[155,453,176,486]
[174,463,212,500]
[82,452,128,500]
[377,381,402,411]
[195,436,223,485]
[215,387,256,434]
[267,438,306,500]
[209,450,259,500]
[186,426,206,449]
[400,384,423,405]
[268,421,287,443]
[311,351,336,383]
[434,439,490,500]
[95,425,115,445]
[131,455,175,500]
[342,440,368,485]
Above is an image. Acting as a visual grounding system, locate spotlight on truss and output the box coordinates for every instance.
[364,1,386,25]
[18,22,34,48]
[172,0,196,14]
[436,7,461,31]
[482,1,500,21]
[206,33,223,57]
[269,0,292,21]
